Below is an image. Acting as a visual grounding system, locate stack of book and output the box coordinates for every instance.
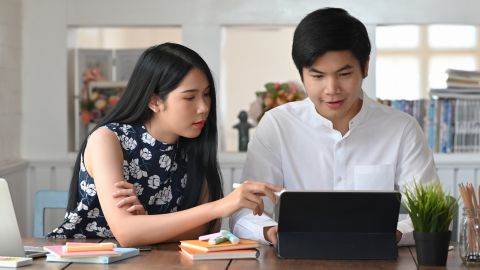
[446,69,480,90]
[430,69,480,97]
[43,242,139,264]
[179,239,260,260]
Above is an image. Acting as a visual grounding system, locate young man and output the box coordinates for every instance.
[230,7,437,246]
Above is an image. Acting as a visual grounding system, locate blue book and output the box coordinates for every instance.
[46,248,139,264]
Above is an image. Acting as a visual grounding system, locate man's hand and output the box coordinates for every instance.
[396,230,403,243]
[264,226,278,247]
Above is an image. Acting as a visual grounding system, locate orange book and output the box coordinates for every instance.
[43,245,120,258]
[179,239,259,252]
[179,246,258,260]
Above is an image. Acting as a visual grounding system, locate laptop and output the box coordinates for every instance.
[0,178,48,258]
[276,190,401,260]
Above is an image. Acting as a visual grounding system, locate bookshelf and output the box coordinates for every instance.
[379,92,480,153]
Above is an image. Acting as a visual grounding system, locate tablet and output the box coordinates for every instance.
[277,190,401,260]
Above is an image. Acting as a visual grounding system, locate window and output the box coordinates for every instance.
[375,25,479,99]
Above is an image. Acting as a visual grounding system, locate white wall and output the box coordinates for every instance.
[0,0,30,234]
[0,0,21,163]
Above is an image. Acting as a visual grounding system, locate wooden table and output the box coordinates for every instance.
[22,238,474,269]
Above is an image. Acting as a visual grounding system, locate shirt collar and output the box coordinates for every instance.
[349,91,371,130]
[306,90,371,130]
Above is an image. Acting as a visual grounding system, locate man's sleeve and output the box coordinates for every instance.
[396,118,438,245]
[229,112,284,244]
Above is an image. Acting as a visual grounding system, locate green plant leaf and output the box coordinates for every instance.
[401,180,458,233]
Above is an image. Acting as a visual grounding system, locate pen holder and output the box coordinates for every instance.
[460,207,480,265]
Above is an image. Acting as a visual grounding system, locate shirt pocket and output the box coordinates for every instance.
[354,164,395,191]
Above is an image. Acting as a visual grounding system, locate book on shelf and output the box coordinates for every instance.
[445,69,480,89]
[431,88,480,96]
[0,256,32,268]
[179,246,259,260]
[45,248,139,264]
[179,239,260,252]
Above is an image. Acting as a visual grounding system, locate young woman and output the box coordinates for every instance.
[48,43,281,246]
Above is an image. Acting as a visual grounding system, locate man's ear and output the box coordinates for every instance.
[148,95,165,113]
[362,56,370,79]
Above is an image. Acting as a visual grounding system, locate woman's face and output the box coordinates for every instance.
[148,68,211,143]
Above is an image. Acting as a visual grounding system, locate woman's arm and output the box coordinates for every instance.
[84,128,281,247]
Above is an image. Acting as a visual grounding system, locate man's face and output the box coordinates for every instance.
[302,50,367,126]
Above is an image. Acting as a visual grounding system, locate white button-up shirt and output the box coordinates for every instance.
[230,93,437,246]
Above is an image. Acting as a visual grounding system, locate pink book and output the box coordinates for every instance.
[44,244,120,258]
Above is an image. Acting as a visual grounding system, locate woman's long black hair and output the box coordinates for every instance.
[67,43,223,224]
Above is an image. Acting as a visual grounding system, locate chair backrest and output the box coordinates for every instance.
[33,191,68,237]
[399,196,458,242]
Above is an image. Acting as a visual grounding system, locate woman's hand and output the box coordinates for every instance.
[214,180,283,217]
[112,181,146,215]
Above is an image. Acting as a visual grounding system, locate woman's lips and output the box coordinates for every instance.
[193,120,205,128]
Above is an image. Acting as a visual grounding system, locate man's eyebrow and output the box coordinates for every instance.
[337,64,354,72]
[308,64,354,74]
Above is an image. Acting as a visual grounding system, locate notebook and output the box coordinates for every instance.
[0,178,49,258]
[276,190,401,260]
[45,248,139,264]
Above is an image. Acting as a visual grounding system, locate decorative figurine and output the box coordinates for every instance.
[233,110,254,152]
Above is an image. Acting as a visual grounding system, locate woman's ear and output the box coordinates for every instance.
[148,95,165,113]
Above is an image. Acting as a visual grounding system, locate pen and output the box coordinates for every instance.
[63,242,117,252]
[232,183,285,197]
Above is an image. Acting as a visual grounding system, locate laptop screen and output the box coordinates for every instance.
[0,178,28,257]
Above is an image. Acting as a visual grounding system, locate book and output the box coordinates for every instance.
[179,246,258,260]
[46,248,139,264]
[43,244,120,258]
[0,256,33,268]
[63,242,116,252]
[179,239,260,252]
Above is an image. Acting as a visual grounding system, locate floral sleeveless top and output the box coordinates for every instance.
[47,123,188,238]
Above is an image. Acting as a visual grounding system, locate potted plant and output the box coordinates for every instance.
[402,181,457,266]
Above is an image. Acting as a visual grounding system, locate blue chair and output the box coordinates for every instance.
[33,191,68,237]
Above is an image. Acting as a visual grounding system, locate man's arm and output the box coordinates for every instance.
[396,119,438,245]
[230,112,284,244]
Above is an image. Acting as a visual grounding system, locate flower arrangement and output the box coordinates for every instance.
[79,66,123,124]
[248,81,306,122]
